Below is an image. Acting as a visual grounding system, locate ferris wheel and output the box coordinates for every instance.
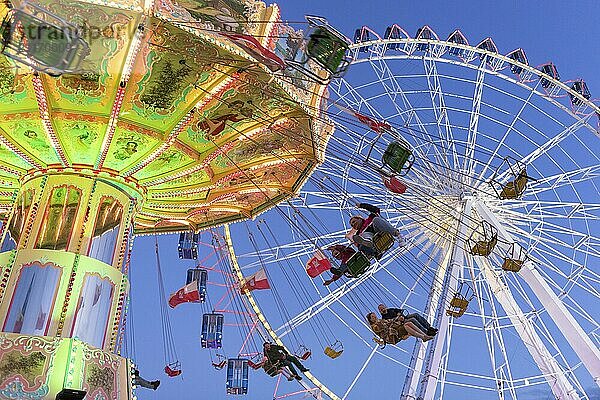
[224,23,600,400]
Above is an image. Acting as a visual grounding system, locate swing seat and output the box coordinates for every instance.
[286,16,352,84]
[383,175,407,194]
[164,363,182,377]
[499,171,528,200]
[212,360,227,370]
[446,296,468,318]
[373,232,395,255]
[501,258,524,272]
[298,350,311,360]
[344,252,371,277]
[470,236,498,257]
[382,141,414,176]
[324,346,343,359]
[306,27,350,74]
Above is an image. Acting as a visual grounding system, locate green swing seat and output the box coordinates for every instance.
[382,141,414,175]
[345,252,371,278]
[306,27,350,75]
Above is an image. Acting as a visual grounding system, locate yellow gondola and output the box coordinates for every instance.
[468,221,498,257]
[446,283,473,318]
[488,157,535,200]
[501,243,527,272]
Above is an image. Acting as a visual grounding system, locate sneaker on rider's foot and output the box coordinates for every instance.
[152,381,161,390]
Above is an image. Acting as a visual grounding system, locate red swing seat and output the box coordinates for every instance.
[165,362,182,377]
[383,176,407,194]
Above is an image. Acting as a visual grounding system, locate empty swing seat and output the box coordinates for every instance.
[324,341,343,359]
[499,170,529,200]
[164,362,182,377]
[307,27,350,74]
[298,350,311,361]
[201,313,224,349]
[382,141,414,175]
[286,16,351,84]
[383,175,407,194]
[186,268,207,301]
[446,296,469,318]
[178,232,200,259]
[345,252,371,278]
[373,232,395,255]
[226,358,249,395]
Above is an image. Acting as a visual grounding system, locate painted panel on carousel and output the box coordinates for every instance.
[119,18,226,131]
[52,118,106,165]
[0,118,60,166]
[40,1,141,114]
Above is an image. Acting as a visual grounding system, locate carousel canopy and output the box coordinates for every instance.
[0,0,333,233]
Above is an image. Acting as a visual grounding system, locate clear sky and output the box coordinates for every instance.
[129,1,600,399]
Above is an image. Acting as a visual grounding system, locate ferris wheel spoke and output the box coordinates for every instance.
[473,256,580,400]
[463,62,486,183]
[525,164,600,196]
[421,57,461,175]
[365,58,437,151]
[499,116,592,184]
[470,274,519,398]
[477,81,542,183]
[364,58,458,178]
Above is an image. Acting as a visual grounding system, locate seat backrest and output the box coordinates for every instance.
[324,347,343,359]
[373,232,394,253]
[346,252,371,277]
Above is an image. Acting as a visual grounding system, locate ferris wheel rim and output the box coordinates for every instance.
[224,33,600,399]
[344,35,600,119]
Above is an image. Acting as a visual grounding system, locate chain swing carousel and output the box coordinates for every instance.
[0,0,338,398]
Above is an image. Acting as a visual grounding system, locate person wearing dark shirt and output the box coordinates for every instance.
[263,342,309,380]
[378,304,438,336]
[324,244,356,285]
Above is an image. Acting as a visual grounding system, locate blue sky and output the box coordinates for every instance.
[129,1,600,399]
